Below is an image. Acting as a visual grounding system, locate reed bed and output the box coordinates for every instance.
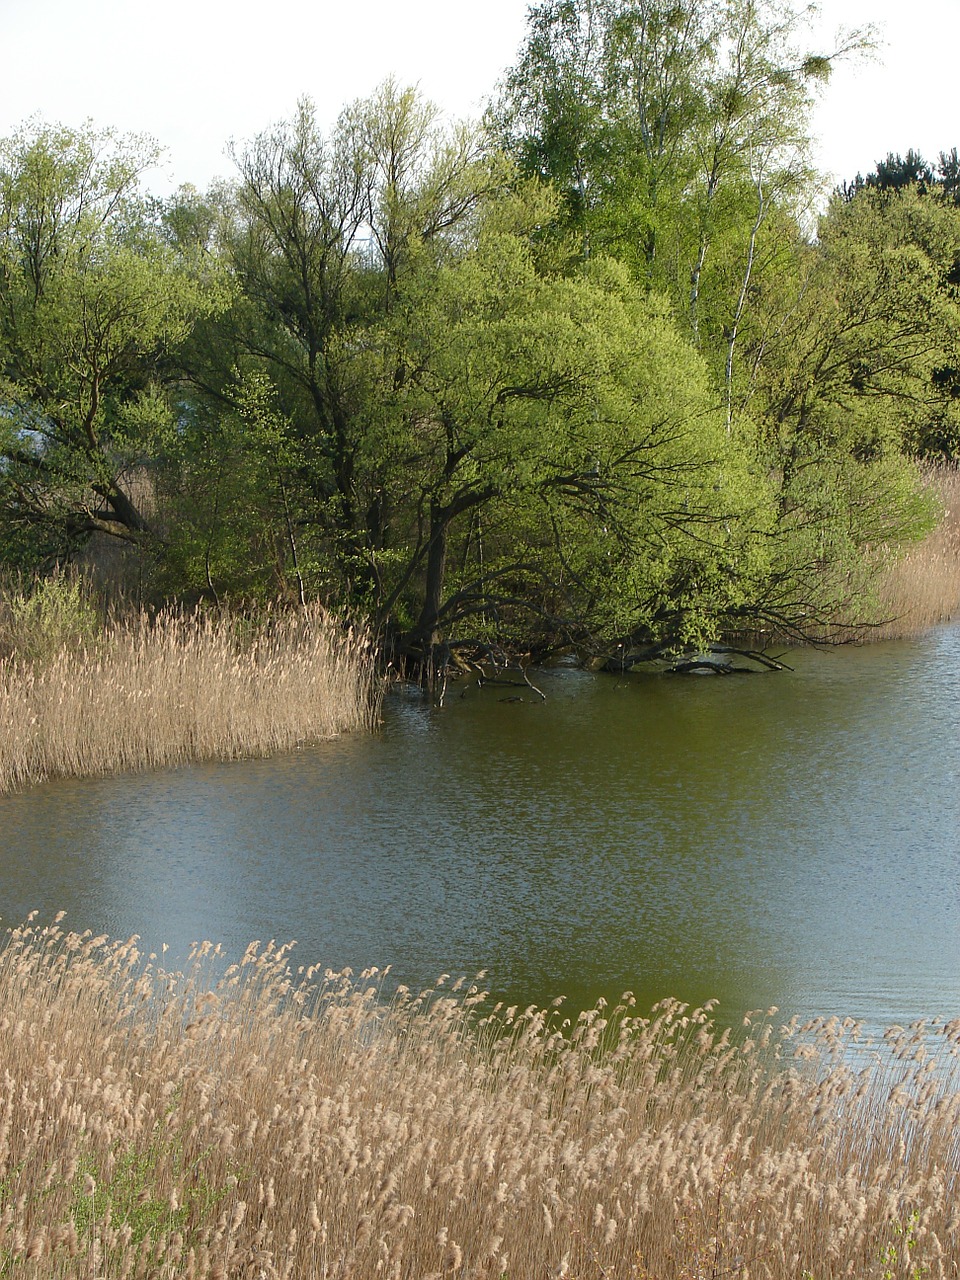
[0,605,381,794]
[0,917,958,1279]
[870,463,960,640]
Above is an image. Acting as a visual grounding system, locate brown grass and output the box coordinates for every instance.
[870,463,960,640]
[0,604,381,794]
[0,916,958,1279]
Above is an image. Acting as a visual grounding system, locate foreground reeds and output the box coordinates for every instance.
[0,917,958,1279]
[0,603,381,794]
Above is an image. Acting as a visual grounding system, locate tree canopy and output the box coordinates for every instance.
[1,10,957,661]
[0,121,223,563]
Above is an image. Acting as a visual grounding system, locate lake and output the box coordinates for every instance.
[3,625,959,1031]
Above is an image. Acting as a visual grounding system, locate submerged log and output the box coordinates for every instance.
[709,646,794,672]
[667,647,794,675]
[598,644,793,676]
[668,658,744,676]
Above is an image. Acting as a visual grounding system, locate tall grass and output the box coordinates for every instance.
[0,603,381,794]
[0,916,957,1279]
[869,463,960,640]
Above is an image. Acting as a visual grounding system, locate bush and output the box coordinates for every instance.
[0,572,102,663]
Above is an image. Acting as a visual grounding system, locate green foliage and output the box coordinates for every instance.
[0,572,101,662]
[483,0,949,642]
[2,48,952,652]
[157,373,315,603]
[71,1149,189,1248]
[366,229,768,647]
[840,147,960,203]
[177,84,785,650]
[742,173,960,466]
[0,119,226,560]
[877,1210,928,1280]
[492,0,849,326]
[67,1128,232,1259]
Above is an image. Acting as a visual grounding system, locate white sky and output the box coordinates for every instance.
[0,0,956,198]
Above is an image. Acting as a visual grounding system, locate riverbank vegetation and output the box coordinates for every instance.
[0,584,379,793]
[870,463,960,639]
[0,915,958,1278]
[2,0,960,670]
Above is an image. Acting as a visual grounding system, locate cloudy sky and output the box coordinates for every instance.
[0,0,956,197]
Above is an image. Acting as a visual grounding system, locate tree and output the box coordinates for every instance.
[0,120,222,565]
[492,0,715,268]
[493,0,864,343]
[839,148,960,206]
[175,88,499,592]
[493,2,949,640]
[162,88,498,608]
[937,148,960,204]
[869,148,935,193]
[697,180,956,638]
[154,371,314,604]
[826,151,960,459]
[752,184,960,463]
[173,86,768,652]
[362,224,765,654]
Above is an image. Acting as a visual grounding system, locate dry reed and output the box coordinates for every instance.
[870,463,960,640]
[0,915,958,1279]
[0,605,381,794]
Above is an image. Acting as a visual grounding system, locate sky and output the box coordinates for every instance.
[0,0,957,199]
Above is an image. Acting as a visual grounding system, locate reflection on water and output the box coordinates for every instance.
[2,625,960,1028]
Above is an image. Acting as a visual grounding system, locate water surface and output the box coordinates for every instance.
[3,626,960,1029]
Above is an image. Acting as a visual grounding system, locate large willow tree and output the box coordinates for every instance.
[166,84,768,653]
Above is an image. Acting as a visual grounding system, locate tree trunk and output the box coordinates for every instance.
[410,502,449,653]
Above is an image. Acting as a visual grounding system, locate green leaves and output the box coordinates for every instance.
[3,65,946,651]
[364,210,768,646]
[0,120,224,557]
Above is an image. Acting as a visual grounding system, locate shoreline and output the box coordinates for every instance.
[0,604,381,795]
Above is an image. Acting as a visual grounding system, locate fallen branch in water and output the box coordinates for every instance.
[601,644,793,675]
[458,665,546,702]
[710,646,794,672]
[668,658,747,676]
